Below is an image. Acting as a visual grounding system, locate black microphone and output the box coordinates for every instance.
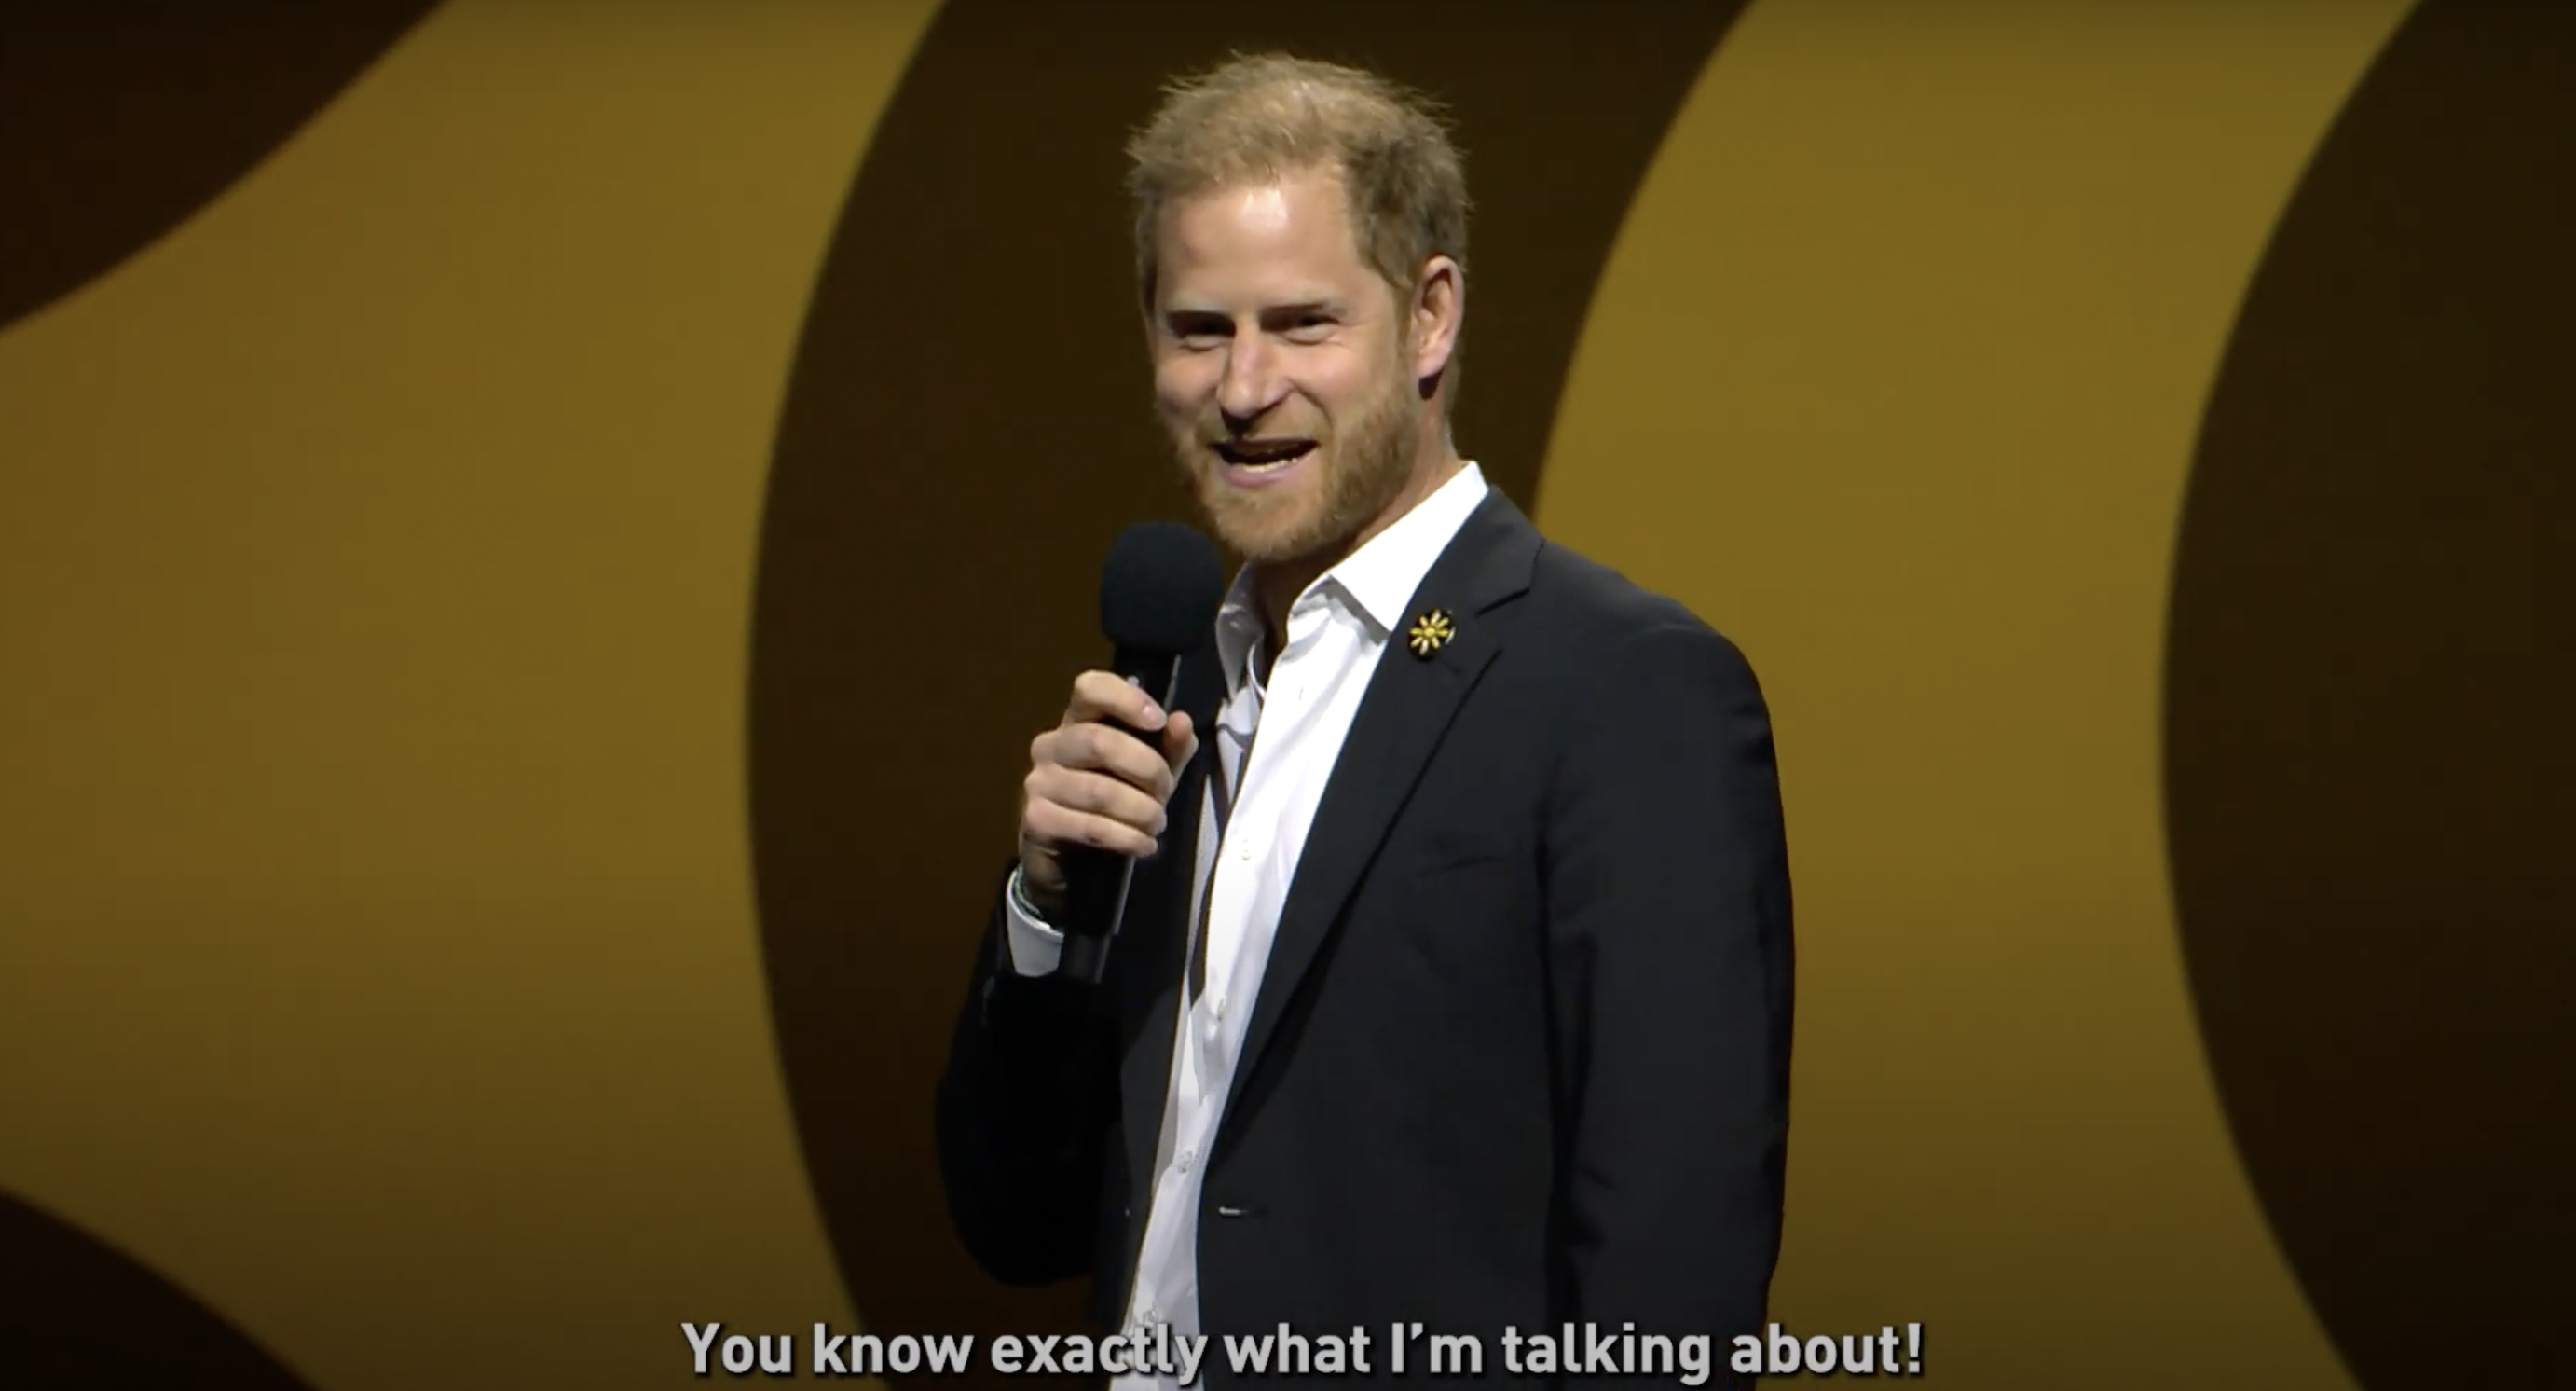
[1054,521,1226,985]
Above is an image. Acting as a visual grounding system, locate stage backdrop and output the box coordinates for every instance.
[2,2,2564,1389]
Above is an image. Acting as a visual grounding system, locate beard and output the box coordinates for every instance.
[1168,361,1420,568]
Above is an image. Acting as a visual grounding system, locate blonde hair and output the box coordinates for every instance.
[1125,53,1471,315]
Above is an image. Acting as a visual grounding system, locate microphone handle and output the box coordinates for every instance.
[1054,656,1186,985]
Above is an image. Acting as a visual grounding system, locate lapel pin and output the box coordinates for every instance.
[1405,608,1456,659]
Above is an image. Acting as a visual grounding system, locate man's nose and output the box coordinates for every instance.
[1217,338,1281,423]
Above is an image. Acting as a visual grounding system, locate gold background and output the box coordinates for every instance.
[2,2,2562,1388]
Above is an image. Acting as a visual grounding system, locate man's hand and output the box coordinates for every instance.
[1017,671,1199,914]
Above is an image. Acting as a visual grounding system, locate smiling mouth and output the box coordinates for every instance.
[1213,438,1318,472]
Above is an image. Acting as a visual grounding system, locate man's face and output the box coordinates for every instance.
[1148,168,1425,566]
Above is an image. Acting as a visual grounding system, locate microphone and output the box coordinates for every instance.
[1055,521,1226,985]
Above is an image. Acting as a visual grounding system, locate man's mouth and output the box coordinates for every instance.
[1212,438,1318,473]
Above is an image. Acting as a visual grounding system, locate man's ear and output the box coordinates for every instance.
[1411,255,1463,388]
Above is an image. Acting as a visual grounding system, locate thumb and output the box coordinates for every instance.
[1161,710,1199,772]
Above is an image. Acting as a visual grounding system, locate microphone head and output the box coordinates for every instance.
[1100,520,1226,657]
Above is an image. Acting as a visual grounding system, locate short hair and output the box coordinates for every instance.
[1125,53,1471,314]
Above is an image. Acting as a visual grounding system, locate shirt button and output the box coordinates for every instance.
[1144,1307,1163,1326]
[1236,846,1253,861]
[1212,996,1227,1021]
[1179,1149,1196,1174]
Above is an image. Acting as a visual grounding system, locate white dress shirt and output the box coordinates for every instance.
[1004,461,1491,1391]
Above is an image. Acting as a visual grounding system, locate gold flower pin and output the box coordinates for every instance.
[1406,608,1456,658]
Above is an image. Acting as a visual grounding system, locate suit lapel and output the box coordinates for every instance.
[1226,492,1541,1102]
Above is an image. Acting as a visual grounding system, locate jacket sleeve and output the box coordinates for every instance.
[1542,622,1795,1388]
[932,861,1125,1287]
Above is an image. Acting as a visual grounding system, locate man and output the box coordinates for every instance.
[936,53,1793,1389]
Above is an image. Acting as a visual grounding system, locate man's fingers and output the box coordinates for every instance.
[1023,794,1161,859]
[1021,671,1194,866]
[1162,710,1199,773]
[1065,669,1167,732]
[1026,765,1169,837]
[1045,723,1176,800]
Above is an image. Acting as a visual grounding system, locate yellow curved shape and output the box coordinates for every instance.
[0,2,943,1388]
[1534,2,2415,1386]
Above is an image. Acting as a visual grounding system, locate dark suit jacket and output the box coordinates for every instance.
[936,491,1793,1388]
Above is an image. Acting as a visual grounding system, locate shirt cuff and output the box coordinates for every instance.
[1002,865,1065,977]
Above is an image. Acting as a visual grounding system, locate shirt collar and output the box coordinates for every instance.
[1213,461,1491,692]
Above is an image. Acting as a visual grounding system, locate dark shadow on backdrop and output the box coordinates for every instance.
[0,4,432,1375]
[2167,1,2574,1386]
[0,2,439,331]
[747,1,1747,1382]
[0,1190,320,1390]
